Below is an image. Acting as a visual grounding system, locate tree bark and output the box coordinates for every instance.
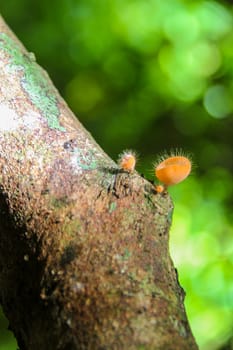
[0,15,198,350]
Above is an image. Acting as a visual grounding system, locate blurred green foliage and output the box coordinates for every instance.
[1,1,233,349]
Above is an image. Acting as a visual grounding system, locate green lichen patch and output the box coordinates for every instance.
[167,208,173,224]
[61,217,82,239]
[117,248,132,262]
[50,196,70,209]
[72,147,98,171]
[0,33,65,131]
[109,201,117,213]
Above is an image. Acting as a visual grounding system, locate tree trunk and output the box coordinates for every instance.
[0,16,198,350]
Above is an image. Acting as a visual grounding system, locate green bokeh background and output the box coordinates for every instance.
[0,1,233,349]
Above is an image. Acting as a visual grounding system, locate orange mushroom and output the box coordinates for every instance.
[154,152,192,191]
[154,184,165,193]
[118,150,137,172]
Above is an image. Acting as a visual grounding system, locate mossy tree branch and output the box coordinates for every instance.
[0,16,198,350]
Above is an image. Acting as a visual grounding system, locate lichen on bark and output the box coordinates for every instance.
[0,15,198,350]
[0,32,64,131]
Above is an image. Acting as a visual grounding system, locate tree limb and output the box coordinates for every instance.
[0,15,198,350]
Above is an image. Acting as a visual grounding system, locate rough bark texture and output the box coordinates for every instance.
[0,16,198,350]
